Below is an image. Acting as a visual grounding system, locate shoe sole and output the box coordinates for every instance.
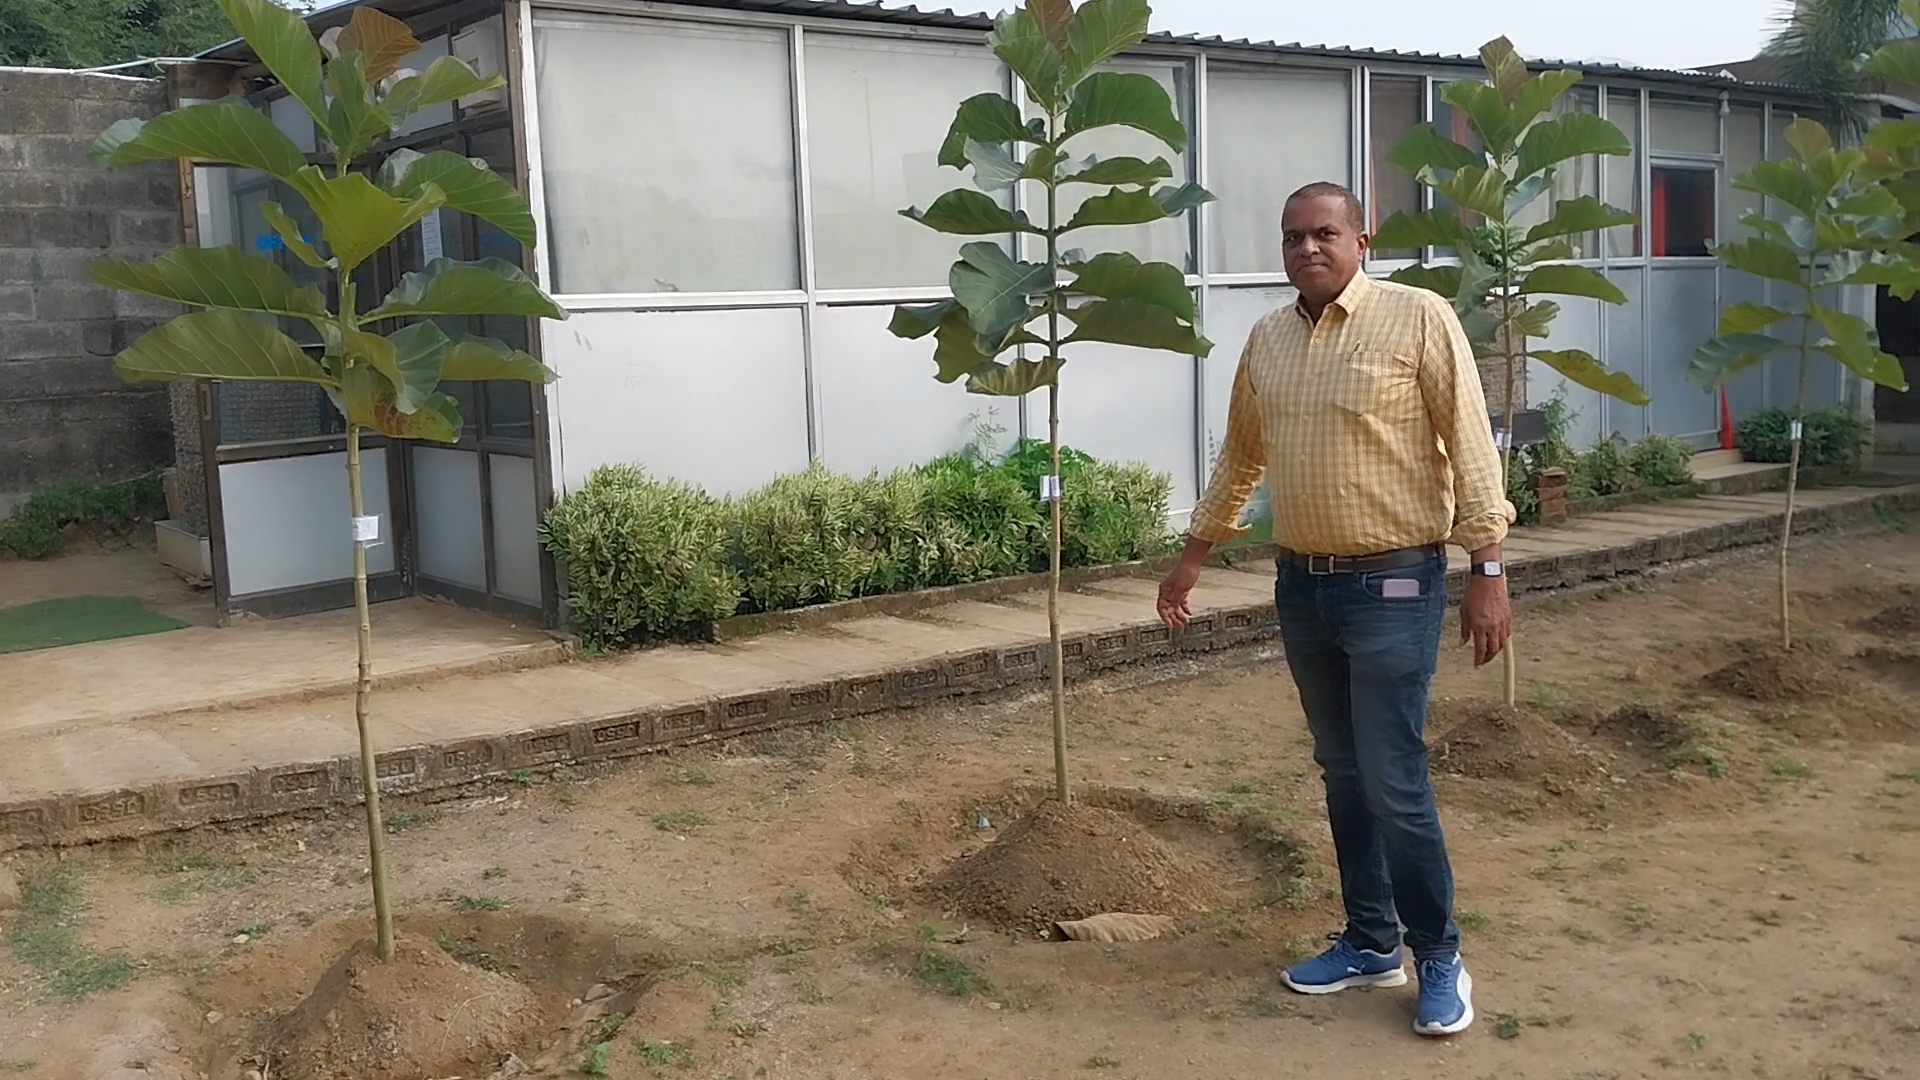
[1413,969,1475,1036]
[1281,967,1409,995]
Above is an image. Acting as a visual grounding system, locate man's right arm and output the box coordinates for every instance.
[1158,327,1266,627]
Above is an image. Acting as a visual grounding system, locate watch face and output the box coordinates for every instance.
[1476,561,1503,577]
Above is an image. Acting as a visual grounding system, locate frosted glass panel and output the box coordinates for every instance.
[489,454,542,606]
[413,446,486,590]
[268,94,316,154]
[1650,98,1719,155]
[1725,105,1764,237]
[1648,266,1718,438]
[1605,91,1641,258]
[1021,340,1199,513]
[1720,270,1769,424]
[805,35,1006,289]
[535,16,797,294]
[220,451,395,596]
[1043,59,1192,272]
[1206,67,1351,274]
[1512,88,1599,258]
[1367,75,1423,261]
[544,307,811,496]
[813,304,1015,476]
[1526,296,1605,450]
[1605,268,1647,439]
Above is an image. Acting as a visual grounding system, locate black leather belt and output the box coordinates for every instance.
[1277,543,1443,576]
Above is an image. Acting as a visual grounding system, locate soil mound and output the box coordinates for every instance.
[1859,601,1920,639]
[266,934,544,1080]
[1703,641,1844,702]
[1859,647,1920,693]
[1427,699,1607,789]
[1599,703,1692,751]
[921,800,1227,931]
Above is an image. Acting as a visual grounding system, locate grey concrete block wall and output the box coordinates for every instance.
[0,70,181,502]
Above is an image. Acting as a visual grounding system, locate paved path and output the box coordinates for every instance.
[1,482,1914,850]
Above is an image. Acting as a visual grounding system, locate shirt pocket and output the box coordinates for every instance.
[1333,347,1418,417]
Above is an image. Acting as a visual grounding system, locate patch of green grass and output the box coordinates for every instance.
[652,808,711,833]
[233,920,269,939]
[0,1060,36,1074]
[1890,767,1920,784]
[145,847,258,905]
[5,863,137,1000]
[1086,1052,1123,1069]
[636,1039,693,1070]
[433,929,504,972]
[1244,989,1288,1018]
[795,977,828,1005]
[383,810,433,834]
[452,894,509,913]
[1685,1031,1708,1052]
[579,1040,615,1075]
[672,766,717,786]
[1456,909,1492,933]
[1494,1011,1561,1039]
[710,1001,763,1039]
[593,1011,631,1042]
[1770,758,1814,780]
[1875,504,1909,533]
[911,946,993,998]
[1664,717,1732,779]
[1623,902,1655,931]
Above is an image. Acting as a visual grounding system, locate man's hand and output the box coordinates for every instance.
[1157,559,1201,629]
[1460,574,1512,667]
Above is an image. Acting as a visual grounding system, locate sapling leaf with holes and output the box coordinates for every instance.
[1689,102,1918,650]
[890,0,1213,804]
[87,0,566,962]
[1371,36,1647,706]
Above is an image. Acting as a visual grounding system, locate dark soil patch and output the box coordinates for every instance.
[1858,647,1920,693]
[918,799,1232,933]
[1702,641,1846,702]
[1858,601,1920,639]
[265,934,545,1080]
[1595,703,1693,753]
[1427,698,1610,792]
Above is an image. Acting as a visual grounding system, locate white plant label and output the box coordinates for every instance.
[1789,420,1803,441]
[1493,429,1513,451]
[1040,474,1062,502]
[351,515,381,544]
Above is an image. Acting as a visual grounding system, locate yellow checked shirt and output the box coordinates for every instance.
[1189,271,1515,557]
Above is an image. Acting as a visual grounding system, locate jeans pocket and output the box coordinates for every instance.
[1360,562,1443,603]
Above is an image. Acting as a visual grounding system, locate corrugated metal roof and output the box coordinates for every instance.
[199,0,1819,100]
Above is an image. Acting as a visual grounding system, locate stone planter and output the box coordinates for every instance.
[1535,467,1570,526]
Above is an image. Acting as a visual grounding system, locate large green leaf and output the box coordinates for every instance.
[1519,264,1628,305]
[367,258,565,322]
[1502,300,1561,340]
[888,300,956,341]
[218,0,327,127]
[1865,35,1920,85]
[291,167,445,272]
[967,356,1064,396]
[1063,0,1151,83]
[439,336,560,383]
[323,52,393,165]
[931,308,1002,384]
[1066,252,1193,321]
[345,323,440,412]
[1027,0,1074,47]
[1514,112,1631,181]
[336,5,420,82]
[115,308,332,384]
[1439,80,1519,159]
[1714,236,1807,286]
[1522,196,1636,245]
[90,246,328,319]
[1371,209,1474,250]
[1057,154,1174,186]
[1718,301,1792,336]
[1522,238,1577,265]
[1531,348,1650,405]
[937,93,1038,170]
[91,99,308,180]
[1731,159,1824,219]
[1385,264,1464,301]
[1864,117,1920,155]
[1687,333,1784,389]
[1430,166,1507,222]
[1061,187,1165,231]
[1825,249,1920,299]
[339,363,462,442]
[1478,37,1530,102]
[261,202,328,268]
[1063,298,1211,356]
[1512,70,1585,130]
[950,242,1054,340]
[903,189,1036,235]
[1813,302,1909,389]
[384,56,504,122]
[384,150,536,248]
[1505,173,1554,221]
[1064,71,1185,151]
[990,9,1066,111]
[1387,123,1480,178]
[1153,182,1215,217]
[1784,116,1834,160]
[963,139,1024,192]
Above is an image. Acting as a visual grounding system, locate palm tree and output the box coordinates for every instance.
[1763,0,1910,139]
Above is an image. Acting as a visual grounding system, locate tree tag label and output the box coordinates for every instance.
[352,515,381,544]
[1789,420,1803,441]
[1040,474,1062,501]
[1493,428,1513,451]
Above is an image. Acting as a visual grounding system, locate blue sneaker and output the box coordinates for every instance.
[1280,938,1408,995]
[1414,954,1475,1036]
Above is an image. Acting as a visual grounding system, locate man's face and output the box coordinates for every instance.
[1282,194,1368,304]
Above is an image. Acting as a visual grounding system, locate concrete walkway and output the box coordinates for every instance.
[2,482,1915,850]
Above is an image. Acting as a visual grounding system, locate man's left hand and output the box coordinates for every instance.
[1460,575,1512,667]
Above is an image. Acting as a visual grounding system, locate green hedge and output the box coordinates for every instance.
[1736,406,1869,470]
[1507,395,1699,526]
[0,474,168,559]
[542,442,1174,649]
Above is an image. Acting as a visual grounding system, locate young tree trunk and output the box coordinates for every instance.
[1047,382,1068,805]
[346,425,395,961]
[1500,305,1521,707]
[1779,346,1814,652]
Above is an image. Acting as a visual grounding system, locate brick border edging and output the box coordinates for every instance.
[3,487,1914,852]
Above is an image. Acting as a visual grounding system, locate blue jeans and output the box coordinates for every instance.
[1274,549,1459,962]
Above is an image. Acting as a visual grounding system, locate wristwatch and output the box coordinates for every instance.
[1470,560,1503,578]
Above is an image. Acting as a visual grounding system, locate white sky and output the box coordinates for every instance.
[1145,0,1785,72]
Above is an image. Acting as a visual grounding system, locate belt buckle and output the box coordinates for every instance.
[1306,554,1337,575]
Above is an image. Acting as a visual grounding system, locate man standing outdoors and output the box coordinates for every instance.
[1156,182,1513,1037]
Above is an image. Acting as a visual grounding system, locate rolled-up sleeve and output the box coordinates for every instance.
[1416,295,1514,553]
[1188,326,1268,545]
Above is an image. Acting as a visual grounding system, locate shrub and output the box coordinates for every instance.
[0,473,167,559]
[729,466,882,613]
[538,465,740,649]
[1737,406,1869,469]
[1062,460,1175,565]
[915,454,1044,584]
[1625,435,1694,489]
[1574,437,1639,498]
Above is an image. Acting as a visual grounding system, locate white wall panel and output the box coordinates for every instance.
[1648,265,1719,440]
[1199,285,1292,468]
[1720,270,1769,424]
[412,446,486,590]
[1605,267,1648,439]
[220,450,395,597]
[813,304,1015,476]
[1022,343,1199,514]
[489,454,543,606]
[545,308,811,497]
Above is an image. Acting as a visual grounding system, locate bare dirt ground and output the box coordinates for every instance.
[2,528,1917,1080]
